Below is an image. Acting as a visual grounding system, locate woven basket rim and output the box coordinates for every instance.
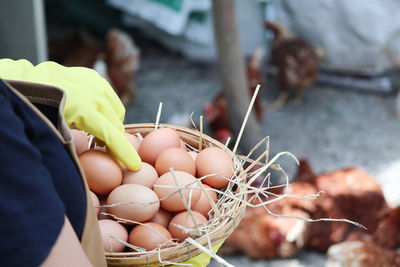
[105,123,247,266]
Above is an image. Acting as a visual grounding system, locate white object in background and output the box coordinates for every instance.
[107,0,210,36]
[269,0,400,75]
[107,0,266,62]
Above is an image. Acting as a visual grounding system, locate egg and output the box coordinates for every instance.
[98,195,112,220]
[168,211,209,242]
[196,147,234,188]
[180,139,187,151]
[153,171,201,212]
[188,151,198,161]
[155,147,196,176]
[71,129,89,155]
[79,150,123,195]
[98,219,128,252]
[191,184,218,218]
[138,128,181,166]
[125,132,141,151]
[107,184,160,223]
[89,190,100,216]
[122,162,158,188]
[128,223,172,251]
[148,209,173,228]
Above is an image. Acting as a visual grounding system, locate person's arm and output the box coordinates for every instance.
[41,217,92,267]
[0,59,141,171]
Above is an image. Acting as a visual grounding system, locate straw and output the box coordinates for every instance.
[232,84,260,154]
[155,102,163,130]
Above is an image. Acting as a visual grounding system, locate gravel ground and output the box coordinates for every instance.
[124,49,400,266]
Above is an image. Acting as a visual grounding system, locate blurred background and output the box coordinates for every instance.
[1,0,400,266]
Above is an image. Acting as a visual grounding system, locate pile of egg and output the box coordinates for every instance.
[71,127,235,253]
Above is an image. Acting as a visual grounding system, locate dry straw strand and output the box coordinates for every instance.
[232,84,260,154]
[199,115,204,152]
[155,102,163,130]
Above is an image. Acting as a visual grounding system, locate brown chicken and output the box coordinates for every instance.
[219,158,391,259]
[327,240,400,267]
[326,207,400,266]
[105,29,140,106]
[372,206,400,249]
[219,197,310,259]
[303,166,388,251]
[48,28,140,107]
[265,21,323,108]
[204,47,265,144]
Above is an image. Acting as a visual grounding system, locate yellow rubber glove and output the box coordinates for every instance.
[0,59,141,171]
[172,242,223,267]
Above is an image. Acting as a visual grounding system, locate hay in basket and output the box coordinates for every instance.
[101,85,313,266]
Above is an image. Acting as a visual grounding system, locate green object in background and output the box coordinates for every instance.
[152,0,184,12]
[190,11,207,23]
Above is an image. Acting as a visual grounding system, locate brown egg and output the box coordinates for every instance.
[122,162,158,188]
[180,139,187,151]
[153,171,201,212]
[168,211,209,242]
[138,128,181,166]
[71,129,89,155]
[107,184,160,223]
[155,147,196,176]
[89,190,100,216]
[196,147,234,188]
[125,132,141,151]
[188,151,198,161]
[79,150,123,195]
[148,209,173,228]
[191,184,218,218]
[98,219,128,252]
[128,223,172,251]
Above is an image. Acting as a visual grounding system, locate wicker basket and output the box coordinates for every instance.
[105,123,247,266]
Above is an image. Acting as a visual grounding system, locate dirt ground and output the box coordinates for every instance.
[124,48,400,266]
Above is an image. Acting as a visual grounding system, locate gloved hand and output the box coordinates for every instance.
[0,59,141,171]
[172,242,223,267]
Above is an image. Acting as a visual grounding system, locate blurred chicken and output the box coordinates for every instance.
[309,168,387,250]
[48,27,140,107]
[293,158,388,251]
[219,197,310,259]
[326,207,400,266]
[372,206,400,249]
[204,47,265,144]
[106,29,140,106]
[265,21,323,108]
[326,240,400,267]
[220,157,390,259]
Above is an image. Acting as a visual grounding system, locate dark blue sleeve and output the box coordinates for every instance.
[0,87,66,266]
